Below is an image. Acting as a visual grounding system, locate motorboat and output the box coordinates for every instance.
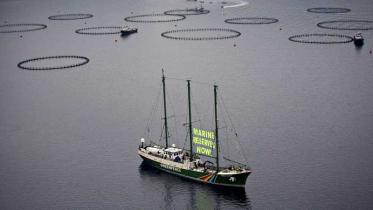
[353,32,364,46]
[121,26,137,36]
[195,6,204,12]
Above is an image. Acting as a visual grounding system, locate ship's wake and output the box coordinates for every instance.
[221,0,248,9]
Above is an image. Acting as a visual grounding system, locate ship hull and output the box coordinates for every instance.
[354,38,364,46]
[138,150,250,187]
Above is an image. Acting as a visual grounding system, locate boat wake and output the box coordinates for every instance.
[222,0,248,9]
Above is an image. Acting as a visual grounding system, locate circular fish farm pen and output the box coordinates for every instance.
[161,28,241,40]
[164,9,210,16]
[17,55,89,70]
[48,13,93,20]
[317,20,373,30]
[288,34,353,44]
[0,23,47,33]
[75,26,122,35]
[224,17,279,24]
[306,8,351,14]
[124,14,186,23]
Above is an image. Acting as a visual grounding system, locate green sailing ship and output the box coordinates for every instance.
[138,71,251,187]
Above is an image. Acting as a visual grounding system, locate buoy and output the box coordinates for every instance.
[233,43,236,47]
[370,50,372,54]
[280,28,282,30]
[84,22,87,24]
[115,39,117,42]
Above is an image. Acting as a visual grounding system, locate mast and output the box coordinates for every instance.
[214,85,219,171]
[162,69,169,148]
[187,80,193,161]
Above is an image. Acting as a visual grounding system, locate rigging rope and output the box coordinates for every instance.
[166,76,213,86]
[144,84,162,142]
[218,91,250,166]
[165,87,177,143]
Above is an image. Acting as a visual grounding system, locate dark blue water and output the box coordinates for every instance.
[1,0,373,209]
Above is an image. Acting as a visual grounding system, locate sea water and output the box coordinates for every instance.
[1,0,373,209]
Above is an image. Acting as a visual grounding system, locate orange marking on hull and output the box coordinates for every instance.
[200,173,213,182]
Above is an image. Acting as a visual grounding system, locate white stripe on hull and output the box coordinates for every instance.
[138,150,247,188]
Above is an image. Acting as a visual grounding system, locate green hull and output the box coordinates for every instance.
[139,151,250,187]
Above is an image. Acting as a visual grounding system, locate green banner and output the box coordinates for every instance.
[192,128,216,157]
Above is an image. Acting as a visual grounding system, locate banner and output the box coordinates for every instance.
[192,127,216,157]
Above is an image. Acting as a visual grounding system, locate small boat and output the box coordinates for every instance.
[138,70,251,188]
[120,26,137,36]
[186,6,205,12]
[353,32,364,46]
[194,6,205,12]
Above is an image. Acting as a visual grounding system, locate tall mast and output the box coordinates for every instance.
[187,80,193,161]
[162,69,169,148]
[214,85,219,171]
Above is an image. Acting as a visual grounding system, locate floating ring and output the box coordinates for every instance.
[75,26,122,35]
[225,17,279,24]
[317,20,373,30]
[164,9,209,16]
[48,13,93,20]
[288,34,353,44]
[124,14,186,23]
[0,23,47,33]
[161,28,241,40]
[307,8,351,14]
[17,55,89,70]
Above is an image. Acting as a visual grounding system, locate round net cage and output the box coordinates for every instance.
[164,9,209,16]
[0,23,47,33]
[288,33,353,44]
[124,14,186,23]
[48,13,93,20]
[161,28,241,40]
[307,8,351,14]
[224,17,279,24]
[317,20,373,30]
[17,55,90,70]
[75,26,122,35]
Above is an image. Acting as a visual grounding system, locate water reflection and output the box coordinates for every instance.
[355,44,363,54]
[139,162,251,209]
